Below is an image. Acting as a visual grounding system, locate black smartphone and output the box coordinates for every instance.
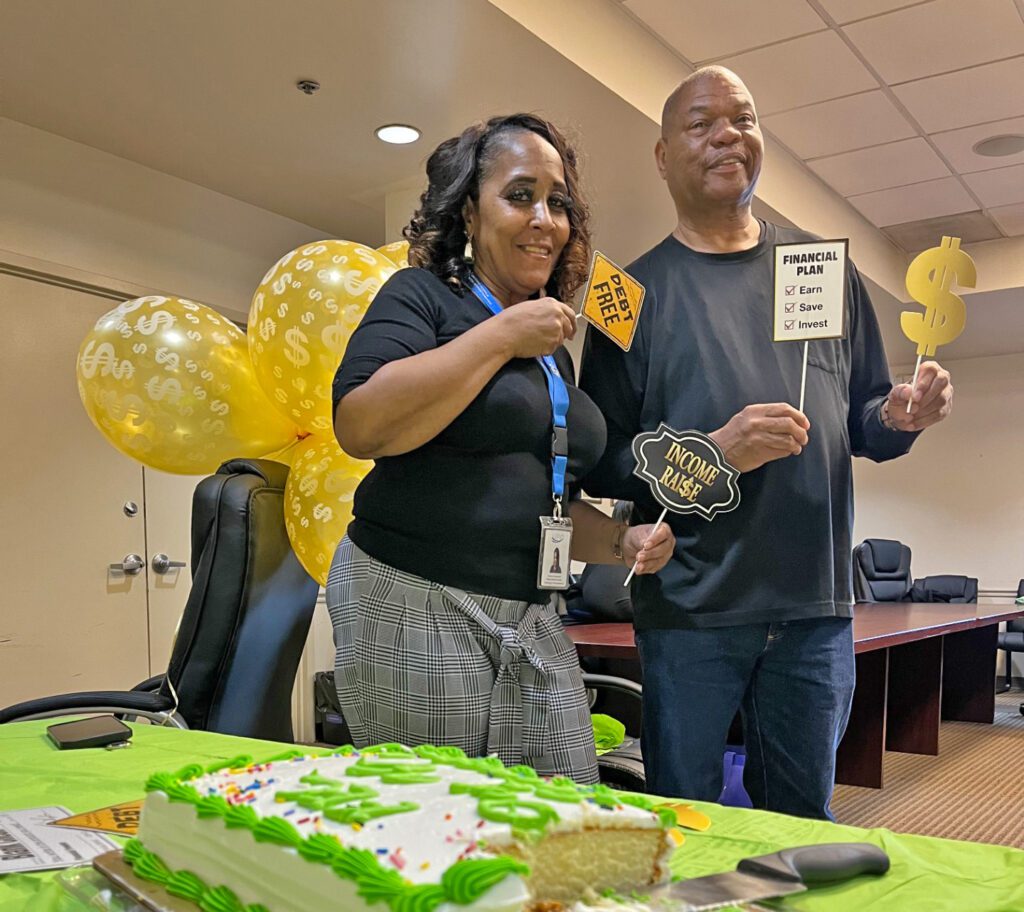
[46,716,133,750]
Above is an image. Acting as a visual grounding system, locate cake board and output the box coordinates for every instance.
[92,850,195,912]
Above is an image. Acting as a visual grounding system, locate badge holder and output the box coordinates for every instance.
[537,503,573,591]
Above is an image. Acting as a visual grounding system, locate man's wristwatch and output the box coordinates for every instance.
[611,523,628,563]
[880,398,898,431]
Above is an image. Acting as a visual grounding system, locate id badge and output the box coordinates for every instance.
[537,516,573,591]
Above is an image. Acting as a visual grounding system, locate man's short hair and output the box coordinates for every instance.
[661,66,746,137]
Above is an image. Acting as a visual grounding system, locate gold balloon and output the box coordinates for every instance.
[77,296,299,474]
[377,240,410,269]
[284,434,371,585]
[249,240,396,436]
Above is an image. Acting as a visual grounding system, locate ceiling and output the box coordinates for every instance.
[2,0,1022,362]
[619,0,1024,250]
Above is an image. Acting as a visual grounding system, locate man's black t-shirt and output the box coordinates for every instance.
[579,222,917,630]
[333,268,607,603]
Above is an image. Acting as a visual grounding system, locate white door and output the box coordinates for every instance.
[143,468,203,673]
[0,270,151,704]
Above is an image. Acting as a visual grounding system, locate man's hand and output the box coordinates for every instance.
[622,522,675,575]
[709,403,810,473]
[885,361,953,432]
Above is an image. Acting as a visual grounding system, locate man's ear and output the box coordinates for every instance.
[654,138,669,181]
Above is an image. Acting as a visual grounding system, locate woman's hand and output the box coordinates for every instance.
[622,522,675,575]
[495,296,577,358]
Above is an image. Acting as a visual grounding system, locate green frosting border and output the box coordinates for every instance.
[128,743,670,912]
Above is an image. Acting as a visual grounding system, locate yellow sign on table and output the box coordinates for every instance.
[49,800,143,837]
[580,251,645,351]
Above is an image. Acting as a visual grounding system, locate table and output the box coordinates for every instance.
[2,720,1022,912]
[566,603,1024,788]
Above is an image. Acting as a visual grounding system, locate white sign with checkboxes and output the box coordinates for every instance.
[773,239,848,342]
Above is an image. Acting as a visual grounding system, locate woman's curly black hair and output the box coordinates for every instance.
[404,113,592,303]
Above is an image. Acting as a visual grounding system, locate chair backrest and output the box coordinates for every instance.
[911,574,979,604]
[1011,580,1024,634]
[163,458,319,741]
[853,539,912,602]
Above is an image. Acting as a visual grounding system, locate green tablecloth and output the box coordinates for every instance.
[1,720,1021,912]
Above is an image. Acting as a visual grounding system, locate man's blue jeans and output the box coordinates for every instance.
[636,617,855,820]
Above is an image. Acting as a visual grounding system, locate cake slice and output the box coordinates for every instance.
[125,743,677,911]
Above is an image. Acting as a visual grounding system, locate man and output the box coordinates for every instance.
[579,66,953,819]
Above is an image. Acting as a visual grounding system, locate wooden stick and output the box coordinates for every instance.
[798,340,809,413]
[623,506,668,586]
[906,353,923,414]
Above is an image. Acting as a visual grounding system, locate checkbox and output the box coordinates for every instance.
[785,285,795,295]
[784,320,795,331]
[785,302,795,313]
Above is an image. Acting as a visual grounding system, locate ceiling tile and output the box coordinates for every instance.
[882,211,1004,251]
[894,57,1024,132]
[843,0,1024,84]
[623,0,824,62]
[962,164,1024,206]
[808,137,950,195]
[816,0,922,25]
[717,31,879,115]
[989,201,1024,234]
[847,176,977,225]
[762,91,916,157]
[931,117,1024,173]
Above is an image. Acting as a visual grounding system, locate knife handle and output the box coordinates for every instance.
[736,843,890,885]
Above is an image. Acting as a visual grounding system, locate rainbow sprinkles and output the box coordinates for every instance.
[126,743,679,912]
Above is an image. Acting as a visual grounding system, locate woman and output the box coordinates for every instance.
[326,113,673,783]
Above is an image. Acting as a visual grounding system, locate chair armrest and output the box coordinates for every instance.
[581,673,643,702]
[131,675,166,693]
[0,690,181,726]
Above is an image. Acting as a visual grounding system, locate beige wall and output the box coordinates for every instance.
[853,352,1024,595]
[1,118,330,318]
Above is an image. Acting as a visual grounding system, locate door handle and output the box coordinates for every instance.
[152,553,187,575]
[110,553,145,575]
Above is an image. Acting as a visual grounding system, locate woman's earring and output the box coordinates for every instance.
[463,233,474,263]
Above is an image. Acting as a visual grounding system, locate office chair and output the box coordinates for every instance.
[909,574,979,604]
[0,459,319,742]
[852,539,913,602]
[997,579,1024,693]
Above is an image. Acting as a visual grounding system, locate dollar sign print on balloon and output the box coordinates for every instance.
[900,236,975,412]
[76,296,298,473]
[248,240,396,435]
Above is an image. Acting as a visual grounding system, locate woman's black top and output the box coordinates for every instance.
[333,268,607,602]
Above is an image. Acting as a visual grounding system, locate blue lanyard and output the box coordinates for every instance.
[465,275,569,510]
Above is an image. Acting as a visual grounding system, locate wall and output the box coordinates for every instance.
[0,118,330,319]
[853,352,1024,675]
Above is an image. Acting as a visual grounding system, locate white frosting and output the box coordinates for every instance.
[137,750,671,912]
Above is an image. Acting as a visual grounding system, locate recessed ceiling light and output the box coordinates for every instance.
[972,134,1024,157]
[375,124,420,145]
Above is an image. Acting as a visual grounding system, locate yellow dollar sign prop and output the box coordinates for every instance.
[77,297,299,474]
[900,235,975,412]
[284,434,371,584]
[377,240,410,269]
[249,240,396,436]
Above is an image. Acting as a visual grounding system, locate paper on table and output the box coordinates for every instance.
[0,806,119,873]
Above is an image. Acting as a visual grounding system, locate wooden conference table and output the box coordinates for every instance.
[566,602,1024,788]
[3,720,1023,912]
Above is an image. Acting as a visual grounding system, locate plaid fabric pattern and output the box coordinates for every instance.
[326,537,599,784]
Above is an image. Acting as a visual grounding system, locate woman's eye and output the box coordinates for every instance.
[550,195,572,210]
[506,187,533,203]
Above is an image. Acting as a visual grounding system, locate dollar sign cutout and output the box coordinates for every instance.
[900,236,976,412]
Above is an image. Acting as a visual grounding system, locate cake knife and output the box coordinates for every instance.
[644,842,890,910]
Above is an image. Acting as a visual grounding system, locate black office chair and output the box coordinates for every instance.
[909,574,979,604]
[852,539,913,602]
[0,459,320,742]
[997,579,1024,694]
